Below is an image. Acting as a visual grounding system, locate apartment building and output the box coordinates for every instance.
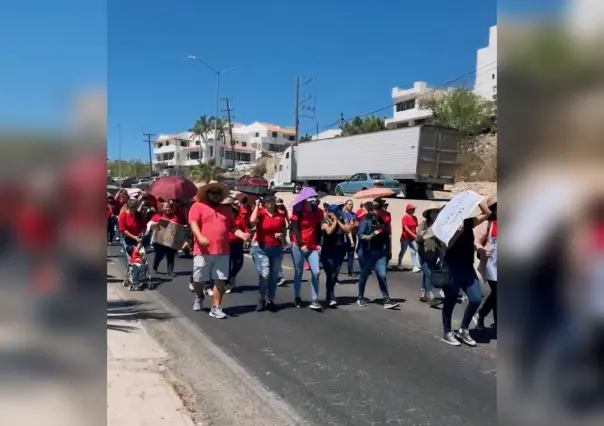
[384,81,446,129]
[474,25,497,100]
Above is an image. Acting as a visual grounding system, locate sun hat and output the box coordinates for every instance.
[197,180,229,201]
[405,203,416,211]
[422,202,445,219]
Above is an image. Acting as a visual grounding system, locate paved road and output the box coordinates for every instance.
[109,245,497,426]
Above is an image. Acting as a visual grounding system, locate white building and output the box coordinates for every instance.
[311,128,342,140]
[152,121,295,170]
[384,81,445,129]
[474,25,497,100]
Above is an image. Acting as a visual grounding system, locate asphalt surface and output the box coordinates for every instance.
[109,244,497,426]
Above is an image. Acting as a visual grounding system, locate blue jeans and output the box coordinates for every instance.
[252,244,284,301]
[442,264,483,332]
[398,239,419,268]
[419,256,436,293]
[291,245,320,300]
[321,246,346,300]
[357,250,390,299]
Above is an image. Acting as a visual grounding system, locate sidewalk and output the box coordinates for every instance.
[107,285,195,426]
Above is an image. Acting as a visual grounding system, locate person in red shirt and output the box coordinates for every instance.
[148,202,181,277]
[118,199,146,248]
[275,198,290,285]
[188,181,250,319]
[249,195,288,311]
[290,196,324,309]
[397,203,420,272]
[107,196,117,243]
[126,242,145,290]
[222,196,247,294]
[375,198,392,233]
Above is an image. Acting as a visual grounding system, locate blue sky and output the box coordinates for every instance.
[107,0,499,160]
[1,0,565,161]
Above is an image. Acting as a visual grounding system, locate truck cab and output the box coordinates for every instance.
[269,146,297,191]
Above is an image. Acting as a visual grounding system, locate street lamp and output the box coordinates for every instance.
[187,55,240,163]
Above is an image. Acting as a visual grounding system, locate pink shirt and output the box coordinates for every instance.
[188,201,234,255]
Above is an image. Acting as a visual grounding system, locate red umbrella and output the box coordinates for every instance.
[146,176,198,201]
[353,188,394,199]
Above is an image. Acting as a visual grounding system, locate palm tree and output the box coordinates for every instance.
[209,116,229,164]
[189,115,212,161]
[189,158,225,183]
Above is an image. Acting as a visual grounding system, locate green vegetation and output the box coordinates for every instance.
[339,116,386,136]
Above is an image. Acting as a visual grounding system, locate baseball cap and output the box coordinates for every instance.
[406,203,416,211]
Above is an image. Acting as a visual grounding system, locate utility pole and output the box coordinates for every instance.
[221,98,235,169]
[340,113,345,128]
[294,76,313,144]
[143,133,156,178]
[316,123,319,139]
[118,124,122,178]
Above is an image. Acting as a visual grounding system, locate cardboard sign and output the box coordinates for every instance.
[432,190,484,245]
[152,219,186,250]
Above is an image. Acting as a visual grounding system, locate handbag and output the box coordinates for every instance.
[430,265,452,288]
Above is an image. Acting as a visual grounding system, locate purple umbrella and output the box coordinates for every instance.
[290,187,318,208]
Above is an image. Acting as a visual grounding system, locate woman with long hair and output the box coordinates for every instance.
[341,199,358,276]
[275,198,289,286]
[223,196,247,294]
[249,195,287,311]
[474,198,498,330]
[290,197,323,309]
[321,204,353,307]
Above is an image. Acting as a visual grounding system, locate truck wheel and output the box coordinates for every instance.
[335,186,344,196]
[361,187,368,191]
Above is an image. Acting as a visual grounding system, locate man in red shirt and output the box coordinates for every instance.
[189,181,250,319]
[397,203,420,272]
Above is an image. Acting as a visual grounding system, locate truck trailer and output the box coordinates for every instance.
[269,124,459,199]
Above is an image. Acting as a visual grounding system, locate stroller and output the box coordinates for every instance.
[122,233,155,291]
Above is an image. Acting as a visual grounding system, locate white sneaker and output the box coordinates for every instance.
[412,266,421,273]
[205,288,214,297]
[277,278,287,286]
[188,282,195,292]
[209,305,227,319]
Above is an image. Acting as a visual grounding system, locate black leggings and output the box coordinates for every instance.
[478,280,497,323]
[321,246,346,300]
[153,243,176,273]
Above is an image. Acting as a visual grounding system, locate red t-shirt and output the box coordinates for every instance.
[118,210,145,237]
[378,209,392,233]
[188,201,233,255]
[290,208,323,249]
[254,208,288,247]
[401,214,418,240]
[229,212,248,243]
[130,247,143,264]
[490,220,498,238]
[355,208,367,223]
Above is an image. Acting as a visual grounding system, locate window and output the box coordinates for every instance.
[493,94,497,100]
[271,131,277,138]
[188,151,200,160]
[196,140,200,146]
[348,174,358,181]
[396,99,416,112]
[396,122,409,128]
[255,132,259,137]
[242,141,247,147]
[180,139,189,147]
[358,173,367,181]
[288,135,295,141]
[369,173,386,180]
[492,73,496,79]
[285,152,289,159]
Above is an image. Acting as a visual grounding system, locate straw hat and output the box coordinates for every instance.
[422,202,445,218]
[197,180,229,201]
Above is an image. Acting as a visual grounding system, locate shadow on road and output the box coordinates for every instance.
[107,299,174,332]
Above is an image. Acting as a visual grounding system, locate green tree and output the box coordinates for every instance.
[189,158,225,182]
[420,88,496,142]
[298,134,312,142]
[107,160,151,178]
[189,115,212,158]
[339,116,385,136]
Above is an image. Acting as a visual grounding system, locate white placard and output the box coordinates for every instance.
[432,190,484,245]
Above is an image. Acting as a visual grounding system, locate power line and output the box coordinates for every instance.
[302,60,497,135]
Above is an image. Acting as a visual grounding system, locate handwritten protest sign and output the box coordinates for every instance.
[432,190,484,245]
[153,219,186,250]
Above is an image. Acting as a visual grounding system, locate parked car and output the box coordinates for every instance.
[235,175,269,195]
[218,175,237,190]
[134,178,153,189]
[234,162,254,172]
[334,172,401,196]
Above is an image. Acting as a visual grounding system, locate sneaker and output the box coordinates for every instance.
[439,289,445,298]
[205,288,214,297]
[412,266,421,273]
[357,297,368,307]
[277,278,287,286]
[383,299,400,309]
[293,297,303,308]
[455,328,476,347]
[309,299,322,310]
[167,271,176,278]
[225,285,232,294]
[419,295,428,303]
[188,282,195,292]
[328,299,338,308]
[209,305,227,319]
[266,300,276,311]
[256,299,266,312]
[193,297,203,311]
[441,331,461,346]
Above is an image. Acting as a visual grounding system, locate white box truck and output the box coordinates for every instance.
[269,124,459,198]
